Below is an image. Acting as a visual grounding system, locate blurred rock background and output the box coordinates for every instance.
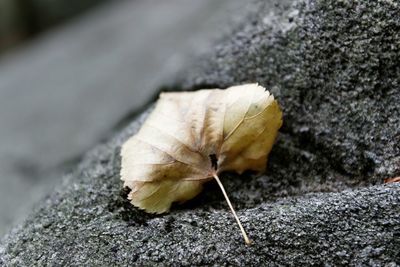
[0,0,245,236]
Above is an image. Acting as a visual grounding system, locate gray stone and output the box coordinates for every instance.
[179,0,400,182]
[1,0,400,265]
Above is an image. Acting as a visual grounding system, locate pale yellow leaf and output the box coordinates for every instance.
[120,83,283,244]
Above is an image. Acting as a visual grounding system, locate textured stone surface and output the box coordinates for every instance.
[179,0,400,182]
[1,0,400,265]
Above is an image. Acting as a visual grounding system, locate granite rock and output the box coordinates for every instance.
[1,0,400,265]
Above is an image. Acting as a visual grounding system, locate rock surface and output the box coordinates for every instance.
[1,0,400,265]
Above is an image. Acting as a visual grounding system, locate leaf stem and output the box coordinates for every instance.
[212,173,252,245]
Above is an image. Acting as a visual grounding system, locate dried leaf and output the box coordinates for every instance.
[121,83,283,244]
[384,177,400,183]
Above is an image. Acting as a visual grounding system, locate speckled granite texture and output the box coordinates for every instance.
[1,0,399,265]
